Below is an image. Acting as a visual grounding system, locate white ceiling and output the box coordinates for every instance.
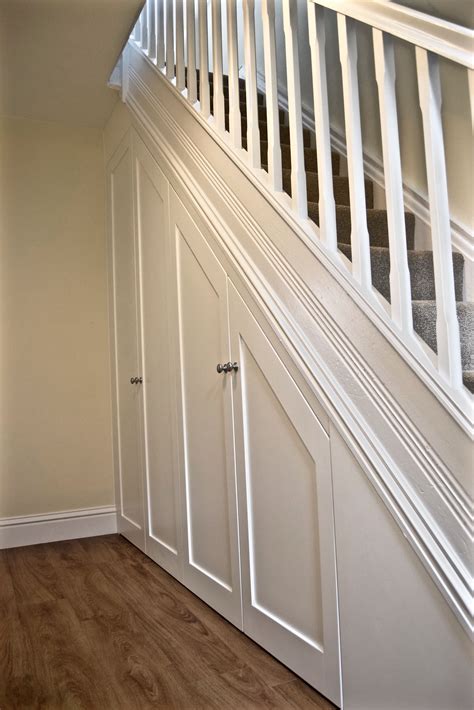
[0,0,144,127]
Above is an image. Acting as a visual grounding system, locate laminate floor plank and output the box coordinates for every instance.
[0,535,336,709]
[6,543,64,605]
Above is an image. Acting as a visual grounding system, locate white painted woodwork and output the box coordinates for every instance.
[199,0,211,117]
[166,0,174,80]
[108,137,146,552]
[308,3,337,251]
[337,13,372,290]
[157,0,165,69]
[309,0,474,70]
[211,0,225,134]
[169,191,242,627]
[186,0,197,104]
[226,0,242,148]
[261,0,282,191]
[373,29,413,335]
[282,0,307,218]
[147,0,155,60]
[229,283,341,705]
[330,425,473,710]
[141,6,148,52]
[242,0,261,169]
[416,48,463,389]
[133,135,182,578]
[176,0,185,91]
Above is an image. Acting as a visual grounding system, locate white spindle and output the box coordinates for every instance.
[132,18,140,42]
[226,0,242,148]
[199,0,211,117]
[242,0,261,169]
[157,0,165,69]
[308,3,337,251]
[166,0,174,80]
[337,14,371,289]
[186,0,197,103]
[141,6,148,51]
[261,0,282,191]
[373,29,413,334]
[176,0,185,89]
[469,68,474,133]
[148,0,157,61]
[282,0,307,218]
[212,0,225,133]
[416,47,463,387]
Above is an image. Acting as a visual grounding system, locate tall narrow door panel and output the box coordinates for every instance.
[169,191,242,627]
[229,283,342,706]
[133,135,181,577]
[108,134,145,551]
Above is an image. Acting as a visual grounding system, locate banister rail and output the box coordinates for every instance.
[126,0,474,421]
[308,0,474,70]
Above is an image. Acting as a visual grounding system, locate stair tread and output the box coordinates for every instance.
[308,202,416,250]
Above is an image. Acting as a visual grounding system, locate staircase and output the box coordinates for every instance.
[198,71,473,392]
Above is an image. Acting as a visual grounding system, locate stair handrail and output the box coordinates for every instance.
[308,0,474,69]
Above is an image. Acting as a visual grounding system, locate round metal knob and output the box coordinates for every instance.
[217,362,239,374]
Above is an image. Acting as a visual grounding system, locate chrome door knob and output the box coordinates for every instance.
[217,362,239,374]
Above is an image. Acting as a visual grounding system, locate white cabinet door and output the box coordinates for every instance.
[169,192,242,627]
[133,135,182,578]
[229,283,342,706]
[108,134,146,551]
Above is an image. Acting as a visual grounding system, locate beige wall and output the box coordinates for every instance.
[0,116,114,518]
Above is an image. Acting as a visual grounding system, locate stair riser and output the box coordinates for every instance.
[412,302,473,370]
[339,245,464,302]
[308,204,415,250]
[282,170,374,209]
[256,141,340,175]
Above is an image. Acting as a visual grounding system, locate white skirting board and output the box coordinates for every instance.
[0,506,117,549]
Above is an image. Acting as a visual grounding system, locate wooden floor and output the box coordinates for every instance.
[0,534,336,709]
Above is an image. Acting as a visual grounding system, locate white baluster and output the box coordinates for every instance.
[166,0,174,80]
[141,5,148,51]
[416,47,463,387]
[373,29,413,334]
[337,14,371,289]
[212,0,225,133]
[226,0,242,148]
[308,3,337,251]
[186,0,197,103]
[282,0,307,218]
[469,68,474,133]
[176,0,185,89]
[199,0,211,117]
[261,0,282,191]
[157,0,165,69]
[242,0,261,169]
[149,0,157,61]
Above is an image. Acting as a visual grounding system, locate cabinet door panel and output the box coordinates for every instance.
[134,135,181,576]
[108,136,145,550]
[170,192,241,627]
[229,284,341,705]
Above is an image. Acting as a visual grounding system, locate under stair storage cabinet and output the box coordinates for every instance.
[168,189,341,706]
[107,132,146,552]
[107,131,181,567]
[108,128,341,705]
